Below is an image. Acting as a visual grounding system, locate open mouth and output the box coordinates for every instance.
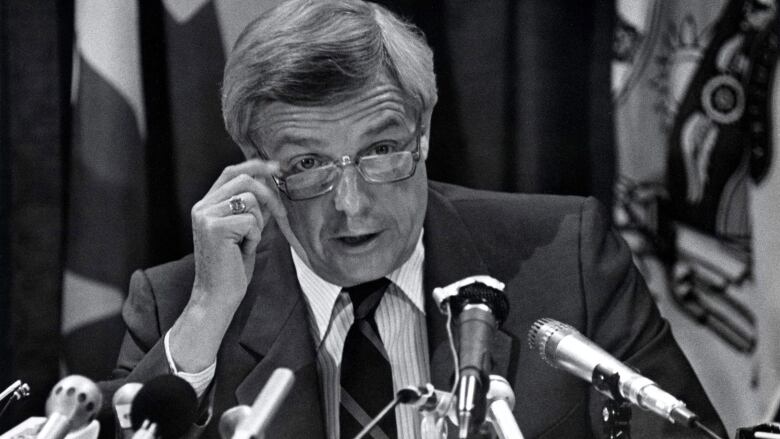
[337,232,380,246]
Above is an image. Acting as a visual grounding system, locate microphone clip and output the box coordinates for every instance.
[432,276,506,315]
[592,364,627,403]
[592,365,632,439]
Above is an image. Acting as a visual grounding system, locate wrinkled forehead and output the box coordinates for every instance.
[250,82,418,150]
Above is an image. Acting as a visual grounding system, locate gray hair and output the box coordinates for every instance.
[221,0,438,150]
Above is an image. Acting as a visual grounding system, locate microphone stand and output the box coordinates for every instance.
[396,376,525,439]
[592,365,632,439]
[591,366,727,439]
[484,375,524,439]
[736,423,780,439]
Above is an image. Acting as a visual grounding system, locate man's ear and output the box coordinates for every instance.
[420,109,433,161]
[420,132,430,161]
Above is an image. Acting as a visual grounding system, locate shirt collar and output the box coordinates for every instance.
[291,230,426,339]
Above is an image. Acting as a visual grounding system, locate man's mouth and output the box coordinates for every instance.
[336,232,381,246]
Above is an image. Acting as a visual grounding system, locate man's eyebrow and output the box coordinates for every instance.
[361,117,409,138]
[273,133,325,148]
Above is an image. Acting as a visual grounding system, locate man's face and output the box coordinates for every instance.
[256,83,429,287]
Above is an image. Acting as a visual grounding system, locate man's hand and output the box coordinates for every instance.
[169,159,286,373]
[190,159,286,305]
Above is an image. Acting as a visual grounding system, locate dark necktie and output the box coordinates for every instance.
[339,278,396,439]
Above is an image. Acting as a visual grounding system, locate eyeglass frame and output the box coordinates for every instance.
[252,118,424,201]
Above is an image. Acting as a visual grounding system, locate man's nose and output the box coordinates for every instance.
[334,166,368,216]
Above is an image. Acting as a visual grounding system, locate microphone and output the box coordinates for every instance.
[0,380,30,420]
[396,384,454,439]
[130,421,157,439]
[528,318,698,426]
[1,380,29,402]
[36,375,103,439]
[217,405,251,439]
[433,276,509,439]
[129,375,198,439]
[112,382,143,439]
[399,376,525,439]
[397,384,456,419]
[231,368,295,439]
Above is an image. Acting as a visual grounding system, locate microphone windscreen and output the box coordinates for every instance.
[451,283,510,322]
[44,375,103,431]
[130,375,198,439]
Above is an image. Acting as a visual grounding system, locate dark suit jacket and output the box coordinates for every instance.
[105,181,726,438]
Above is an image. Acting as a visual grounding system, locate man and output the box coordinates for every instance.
[108,0,726,438]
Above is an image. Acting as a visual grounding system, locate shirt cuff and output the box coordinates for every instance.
[164,330,216,398]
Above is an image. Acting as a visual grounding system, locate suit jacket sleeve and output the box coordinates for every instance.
[99,268,214,437]
[577,197,726,438]
[115,269,170,380]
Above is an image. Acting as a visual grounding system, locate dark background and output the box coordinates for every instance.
[0,0,614,426]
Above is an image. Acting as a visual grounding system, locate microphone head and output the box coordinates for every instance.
[450,282,510,323]
[235,368,295,438]
[112,382,143,430]
[528,318,578,366]
[432,275,506,315]
[45,375,103,430]
[218,405,251,439]
[130,374,198,439]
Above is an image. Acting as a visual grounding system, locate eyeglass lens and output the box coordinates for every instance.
[284,151,416,200]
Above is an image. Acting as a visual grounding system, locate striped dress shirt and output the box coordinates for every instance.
[165,232,431,438]
[291,232,430,439]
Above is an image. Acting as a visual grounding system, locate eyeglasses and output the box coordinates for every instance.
[259,125,423,201]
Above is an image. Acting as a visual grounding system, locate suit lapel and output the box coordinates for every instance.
[226,184,518,437]
[232,222,325,436]
[423,185,516,391]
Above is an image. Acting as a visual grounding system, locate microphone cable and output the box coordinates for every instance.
[443,299,460,430]
[693,419,726,439]
[0,396,13,420]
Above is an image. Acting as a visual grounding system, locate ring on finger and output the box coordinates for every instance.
[228,195,247,215]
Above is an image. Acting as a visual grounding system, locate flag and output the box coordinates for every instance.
[64,0,282,379]
[65,0,148,378]
[613,0,780,431]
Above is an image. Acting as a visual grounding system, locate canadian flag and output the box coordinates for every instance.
[64,0,282,379]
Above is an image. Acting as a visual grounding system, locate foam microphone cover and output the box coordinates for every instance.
[130,375,198,439]
[451,283,510,323]
[39,375,103,439]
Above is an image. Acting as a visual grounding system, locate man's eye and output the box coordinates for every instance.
[365,142,398,156]
[290,157,324,173]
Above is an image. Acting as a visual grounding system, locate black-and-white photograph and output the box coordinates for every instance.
[1,1,779,438]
